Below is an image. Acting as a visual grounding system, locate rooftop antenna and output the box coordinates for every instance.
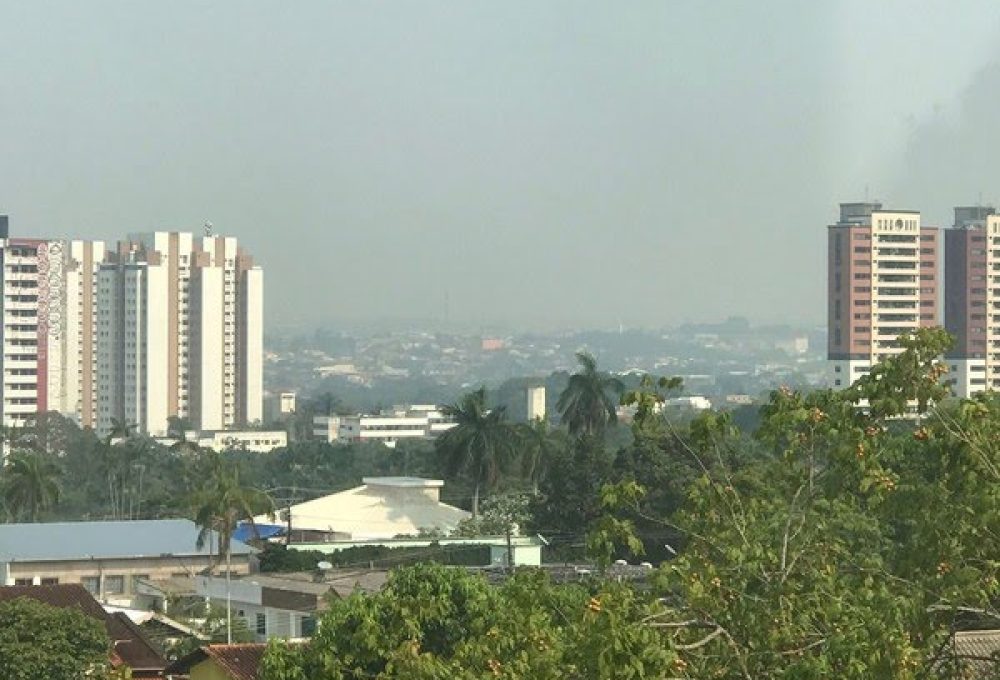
[204,221,214,237]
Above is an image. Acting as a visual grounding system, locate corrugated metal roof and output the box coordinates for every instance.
[0,519,252,563]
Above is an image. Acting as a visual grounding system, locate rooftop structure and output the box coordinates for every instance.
[0,519,254,600]
[253,477,469,541]
[166,643,267,680]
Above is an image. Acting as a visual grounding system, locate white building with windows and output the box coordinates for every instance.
[95,232,263,437]
[313,405,455,448]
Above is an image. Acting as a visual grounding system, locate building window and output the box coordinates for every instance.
[13,578,31,586]
[81,576,100,594]
[105,575,125,595]
[40,577,59,585]
[256,613,266,636]
[301,616,317,637]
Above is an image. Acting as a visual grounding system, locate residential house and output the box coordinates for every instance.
[0,519,254,603]
[0,584,166,678]
[165,643,267,680]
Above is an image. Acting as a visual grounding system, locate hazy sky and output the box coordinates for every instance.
[3,2,1000,331]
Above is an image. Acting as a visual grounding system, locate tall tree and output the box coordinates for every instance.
[2,451,61,522]
[556,351,625,436]
[192,454,275,644]
[436,387,520,517]
[518,419,568,495]
[192,455,275,572]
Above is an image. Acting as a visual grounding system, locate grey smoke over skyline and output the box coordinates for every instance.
[2,1,1000,330]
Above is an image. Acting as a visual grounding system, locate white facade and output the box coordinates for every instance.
[313,405,456,448]
[62,240,106,428]
[1,237,48,429]
[163,429,287,453]
[96,258,171,436]
[869,212,924,363]
[947,359,987,398]
[828,359,872,390]
[193,576,318,642]
[526,386,546,421]
[95,232,263,437]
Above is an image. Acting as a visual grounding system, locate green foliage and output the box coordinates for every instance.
[191,454,275,571]
[847,327,954,418]
[586,481,646,570]
[0,597,109,680]
[260,564,675,680]
[453,492,531,538]
[436,387,522,516]
[259,542,491,572]
[2,450,61,522]
[556,351,625,436]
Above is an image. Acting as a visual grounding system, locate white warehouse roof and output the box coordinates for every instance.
[257,477,469,540]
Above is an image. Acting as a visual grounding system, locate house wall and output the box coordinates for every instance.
[194,577,313,641]
[189,659,233,680]
[2,554,251,600]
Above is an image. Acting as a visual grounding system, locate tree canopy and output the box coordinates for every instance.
[0,597,109,680]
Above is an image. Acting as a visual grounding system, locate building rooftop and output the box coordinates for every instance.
[0,519,252,563]
[166,643,267,680]
[252,478,468,540]
[362,476,444,488]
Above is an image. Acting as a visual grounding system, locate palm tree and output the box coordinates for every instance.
[2,451,61,522]
[192,455,276,573]
[436,388,520,517]
[556,351,625,436]
[518,419,567,495]
[192,455,275,644]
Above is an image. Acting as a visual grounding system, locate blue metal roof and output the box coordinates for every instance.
[0,519,253,563]
[233,523,284,543]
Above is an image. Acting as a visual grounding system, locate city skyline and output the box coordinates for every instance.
[6,2,1000,329]
[0,219,263,436]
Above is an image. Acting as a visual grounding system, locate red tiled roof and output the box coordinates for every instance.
[167,643,267,680]
[0,585,166,677]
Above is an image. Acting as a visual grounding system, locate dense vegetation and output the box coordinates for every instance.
[0,597,110,679]
[254,328,1000,678]
[7,331,1000,676]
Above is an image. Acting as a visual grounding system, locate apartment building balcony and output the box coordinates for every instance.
[3,329,38,341]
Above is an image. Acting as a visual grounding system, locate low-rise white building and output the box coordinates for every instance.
[253,477,469,541]
[155,430,288,453]
[313,405,455,448]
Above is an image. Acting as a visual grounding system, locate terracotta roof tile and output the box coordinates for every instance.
[167,643,267,680]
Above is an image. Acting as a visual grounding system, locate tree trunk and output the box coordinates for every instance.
[505,524,514,572]
[472,483,480,518]
[225,543,232,645]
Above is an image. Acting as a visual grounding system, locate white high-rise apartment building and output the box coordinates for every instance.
[0,216,107,431]
[95,231,262,436]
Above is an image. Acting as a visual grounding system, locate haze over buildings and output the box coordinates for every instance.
[5,3,1000,329]
[0,218,263,436]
